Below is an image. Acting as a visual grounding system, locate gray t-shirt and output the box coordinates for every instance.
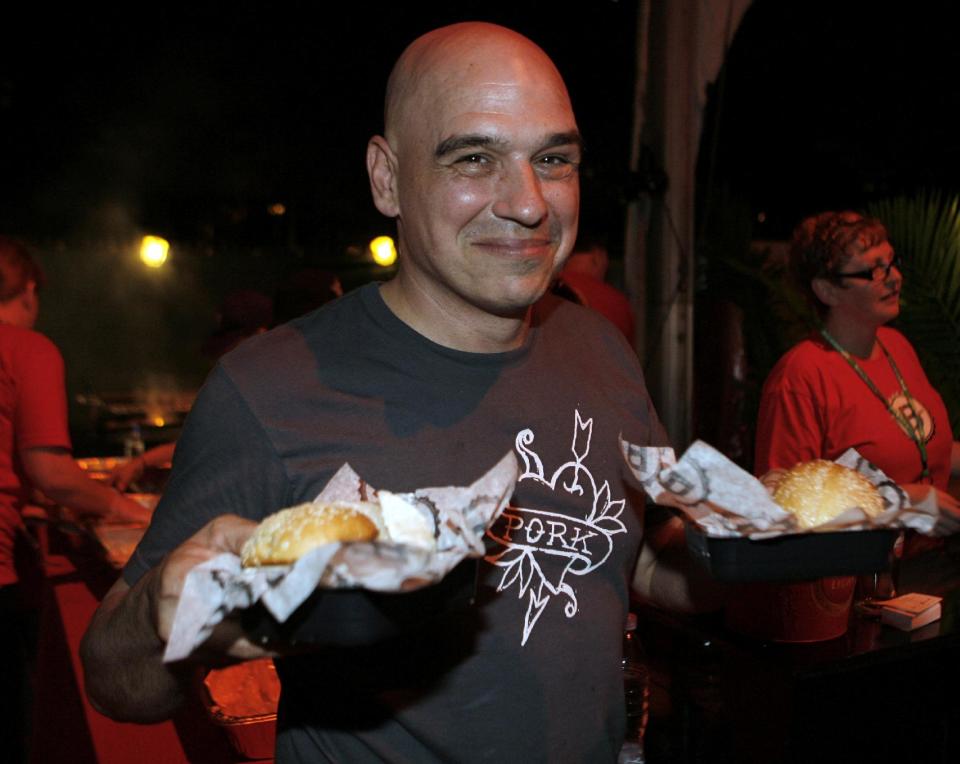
[126,283,668,763]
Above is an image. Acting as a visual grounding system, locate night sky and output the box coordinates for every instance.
[1,2,638,257]
[706,0,960,238]
[3,1,958,253]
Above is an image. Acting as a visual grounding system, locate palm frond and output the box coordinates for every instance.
[867,192,960,433]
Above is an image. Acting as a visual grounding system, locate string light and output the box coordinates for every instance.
[369,235,397,267]
[139,235,170,267]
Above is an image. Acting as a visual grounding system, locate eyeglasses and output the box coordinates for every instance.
[831,254,901,282]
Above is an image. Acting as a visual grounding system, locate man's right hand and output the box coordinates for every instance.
[151,514,267,659]
[81,514,266,722]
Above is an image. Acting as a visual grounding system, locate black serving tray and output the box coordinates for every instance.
[242,558,479,647]
[685,524,898,582]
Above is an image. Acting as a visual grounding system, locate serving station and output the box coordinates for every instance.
[27,459,278,764]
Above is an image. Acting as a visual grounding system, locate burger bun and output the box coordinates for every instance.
[773,459,884,529]
[241,501,379,566]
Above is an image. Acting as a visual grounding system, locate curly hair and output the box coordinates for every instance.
[0,236,44,303]
[789,211,888,316]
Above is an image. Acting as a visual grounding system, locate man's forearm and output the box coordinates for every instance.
[80,572,191,723]
[81,514,269,721]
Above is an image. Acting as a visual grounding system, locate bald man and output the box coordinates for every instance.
[82,23,702,761]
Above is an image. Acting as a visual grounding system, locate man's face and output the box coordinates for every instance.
[385,50,581,320]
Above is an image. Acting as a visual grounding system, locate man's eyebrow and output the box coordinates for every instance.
[435,134,506,158]
[434,131,584,159]
[542,131,584,152]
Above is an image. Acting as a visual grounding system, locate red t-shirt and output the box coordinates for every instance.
[556,272,635,346]
[0,325,72,585]
[754,327,953,489]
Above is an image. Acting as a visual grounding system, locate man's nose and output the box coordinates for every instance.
[492,162,548,227]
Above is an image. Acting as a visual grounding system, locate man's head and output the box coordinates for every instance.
[367,22,581,337]
[0,235,43,329]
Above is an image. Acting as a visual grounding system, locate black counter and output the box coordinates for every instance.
[638,537,960,764]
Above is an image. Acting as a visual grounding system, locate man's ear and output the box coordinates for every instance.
[811,277,839,307]
[366,136,400,218]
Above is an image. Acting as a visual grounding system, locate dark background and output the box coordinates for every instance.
[2,1,959,438]
[702,0,960,238]
[0,1,639,255]
[6,2,959,265]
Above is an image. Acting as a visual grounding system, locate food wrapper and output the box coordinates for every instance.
[163,452,518,662]
[619,438,939,539]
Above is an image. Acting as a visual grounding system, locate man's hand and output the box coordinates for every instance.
[151,515,264,658]
[632,515,728,613]
[81,514,266,722]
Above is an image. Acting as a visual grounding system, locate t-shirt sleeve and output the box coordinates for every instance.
[754,361,825,475]
[14,333,71,451]
[123,364,291,586]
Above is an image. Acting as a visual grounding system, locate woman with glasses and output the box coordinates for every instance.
[754,210,960,533]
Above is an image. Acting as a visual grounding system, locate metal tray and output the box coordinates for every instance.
[242,559,479,647]
[200,660,278,760]
[685,524,898,582]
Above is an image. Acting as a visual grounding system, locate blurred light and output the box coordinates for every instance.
[151,416,166,427]
[757,211,767,223]
[268,202,287,216]
[139,235,170,268]
[370,235,397,267]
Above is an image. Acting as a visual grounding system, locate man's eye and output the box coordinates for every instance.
[456,154,490,166]
[535,155,579,179]
[452,154,494,175]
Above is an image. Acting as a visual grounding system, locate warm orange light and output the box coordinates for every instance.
[268,202,287,216]
[370,236,397,267]
[151,416,166,428]
[139,236,170,267]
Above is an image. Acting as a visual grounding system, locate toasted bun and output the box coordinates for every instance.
[773,459,884,529]
[241,502,379,566]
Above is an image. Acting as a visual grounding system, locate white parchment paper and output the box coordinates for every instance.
[620,438,938,539]
[164,452,518,662]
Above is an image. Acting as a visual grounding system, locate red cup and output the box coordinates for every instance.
[724,576,856,642]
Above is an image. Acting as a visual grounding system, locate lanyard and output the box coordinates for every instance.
[818,328,931,482]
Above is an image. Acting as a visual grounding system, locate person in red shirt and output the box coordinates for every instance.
[0,236,147,762]
[555,233,635,345]
[754,211,960,533]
